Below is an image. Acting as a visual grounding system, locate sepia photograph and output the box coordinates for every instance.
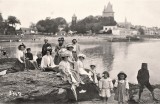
[0,0,160,103]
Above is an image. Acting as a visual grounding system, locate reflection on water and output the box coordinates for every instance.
[1,40,160,84]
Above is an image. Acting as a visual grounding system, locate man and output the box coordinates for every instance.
[137,63,159,102]
[72,39,80,61]
[54,37,65,65]
[42,38,52,56]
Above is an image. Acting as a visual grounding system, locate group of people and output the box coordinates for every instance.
[10,37,159,103]
[98,63,159,104]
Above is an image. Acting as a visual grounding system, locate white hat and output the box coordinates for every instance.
[66,43,74,48]
[61,51,70,57]
[78,54,86,59]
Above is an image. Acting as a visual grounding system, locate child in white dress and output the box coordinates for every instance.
[99,71,113,102]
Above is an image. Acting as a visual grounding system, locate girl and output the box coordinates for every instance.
[89,64,98,85]
[114,71,129,104]
[99,71,113,102]
[75,54,93,81]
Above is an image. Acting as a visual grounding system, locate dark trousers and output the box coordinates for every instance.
[139,82,154,92]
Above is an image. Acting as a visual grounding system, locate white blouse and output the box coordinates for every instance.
[16,50,24,63]
[114,79,129,89]
[59,60,72,75]
[99,78,113,89]
[41,55,56,68]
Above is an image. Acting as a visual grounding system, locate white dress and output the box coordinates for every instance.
[59,60,77,83]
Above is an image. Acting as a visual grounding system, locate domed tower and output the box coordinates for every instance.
[72,14,77,26]
[102,2,114,18]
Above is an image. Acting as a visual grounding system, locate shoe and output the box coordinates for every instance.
[79,89,86,93]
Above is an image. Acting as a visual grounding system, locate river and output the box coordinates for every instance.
[1,38,160,84]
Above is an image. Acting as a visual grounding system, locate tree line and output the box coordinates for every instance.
[0,13,118,35]
[0,13,20,35]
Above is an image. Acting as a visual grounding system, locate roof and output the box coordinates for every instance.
[103,2,114,13]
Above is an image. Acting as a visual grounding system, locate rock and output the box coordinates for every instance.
[0,70,100,103]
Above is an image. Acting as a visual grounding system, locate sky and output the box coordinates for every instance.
[0,0,160,27]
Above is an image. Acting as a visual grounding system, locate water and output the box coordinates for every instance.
[1,39,160,84]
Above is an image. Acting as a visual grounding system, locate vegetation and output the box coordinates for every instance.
[0,13,20,35]
[70,15,117,34]
[36,17,67,34]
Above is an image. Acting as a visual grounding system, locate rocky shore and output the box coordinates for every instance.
[0,58,160,104]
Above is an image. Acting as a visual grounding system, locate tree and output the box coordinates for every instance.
[7,16,20,26]
[36,17,67,35]
[138,27,145,35]
[72,15,117,34]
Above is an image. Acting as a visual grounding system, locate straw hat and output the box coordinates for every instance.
[66,43,74,48]
[117,71,127,79]
[78,54,86,59]
[61,51,70,57]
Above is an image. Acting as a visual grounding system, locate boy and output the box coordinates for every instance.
[137,63,159,103]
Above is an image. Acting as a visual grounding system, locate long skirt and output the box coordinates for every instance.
[25,60,35,70]
[12,59,25,72]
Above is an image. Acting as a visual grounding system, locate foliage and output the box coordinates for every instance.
[36,17,67,34]
[138,27,145,35]
[7,16,20,26]
[71,15,117,34]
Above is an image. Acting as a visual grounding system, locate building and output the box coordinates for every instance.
[102,2,114,18]
[72,14,77,26]
[112,28,139,35]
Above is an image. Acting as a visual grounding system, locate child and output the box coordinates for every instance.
[25,48,39,70]
[114,71,129,104]
[99,71,113,102]
[137,63,159,102]
[89,64,98,85]
[25,48,33,60]
[36,52,42,67]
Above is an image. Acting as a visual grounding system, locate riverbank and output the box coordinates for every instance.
[0,58,160,103]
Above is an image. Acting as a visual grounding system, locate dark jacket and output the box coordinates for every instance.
[137,69,150,84]
[25,53,33,60]
[42,43,52,56]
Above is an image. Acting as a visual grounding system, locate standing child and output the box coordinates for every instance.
[137,63,159,102]
[99,71,113,102]
[114,71,129,104]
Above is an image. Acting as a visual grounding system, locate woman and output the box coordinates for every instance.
[58,51,80,100]
[66,43,75,69]
[41,50,58,71]
[75,54,93,81]
[12,44,26,72]
[54,38,65,65]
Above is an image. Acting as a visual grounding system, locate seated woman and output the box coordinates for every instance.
[75,54,93,81]
[12,44,26,72]
[41,50,58,72]
[58,51,81,100]
[25,48,39,70]
[66,43,76,69]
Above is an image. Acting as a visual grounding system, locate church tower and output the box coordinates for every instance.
[102,2,114,18]
[72,14,77,26]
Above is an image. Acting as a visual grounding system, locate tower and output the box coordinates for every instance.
[72,14,77,26]
[102,2,114,18]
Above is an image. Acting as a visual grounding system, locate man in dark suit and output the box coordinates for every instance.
[42,38,52,56]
